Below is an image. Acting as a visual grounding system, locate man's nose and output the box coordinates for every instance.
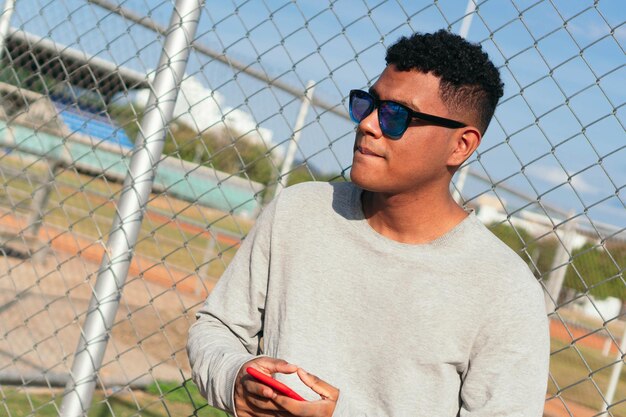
[357,109,383,139]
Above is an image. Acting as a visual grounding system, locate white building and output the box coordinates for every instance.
[474,194,590,250]
[133,75,277,154]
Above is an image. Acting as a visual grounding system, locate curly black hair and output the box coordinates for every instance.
[386,30,503,133]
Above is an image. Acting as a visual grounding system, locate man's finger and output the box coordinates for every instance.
[245,391,284,412]
[242,377,278,399]
[296,368,339,401]
[257,358,298,375]
[272,395,336,417]
[235,394,280,417]
[242,397,283,417]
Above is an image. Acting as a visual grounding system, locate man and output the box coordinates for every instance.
[188,30,549,417]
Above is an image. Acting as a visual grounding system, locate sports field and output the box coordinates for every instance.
[0,154,624,416]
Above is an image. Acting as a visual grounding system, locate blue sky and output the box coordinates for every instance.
[8,0,626,231]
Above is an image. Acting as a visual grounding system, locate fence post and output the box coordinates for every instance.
[603,322,626,413]
[273,80,315,197]
[26,158,62,262]
[0,0,15,60]
[59,1,204,416]
[544,213,577,314]
[197,236,216,296]
[26,158,61,237]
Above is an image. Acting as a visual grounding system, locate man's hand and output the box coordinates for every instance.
[234,359,339,417]
[272,368,339,417]
[234,357,298,417]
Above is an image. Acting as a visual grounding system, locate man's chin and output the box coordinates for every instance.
[349,172,386,193]
[349,170,365,187]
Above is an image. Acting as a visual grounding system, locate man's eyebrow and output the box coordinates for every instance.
[368,87,421,112]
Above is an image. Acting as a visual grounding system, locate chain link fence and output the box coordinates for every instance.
[0,0,623,416]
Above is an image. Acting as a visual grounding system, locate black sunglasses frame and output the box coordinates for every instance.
[349,90,467,138]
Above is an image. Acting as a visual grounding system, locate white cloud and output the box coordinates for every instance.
[133,75,273,147]
[567,20,626,46]
[528,164,596,194]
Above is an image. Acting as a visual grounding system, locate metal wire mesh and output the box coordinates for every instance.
[0,0,623,416]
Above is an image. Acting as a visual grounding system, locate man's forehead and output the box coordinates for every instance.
[369,68,442,110]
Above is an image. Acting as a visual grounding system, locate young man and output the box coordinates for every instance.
[188,30,549,417]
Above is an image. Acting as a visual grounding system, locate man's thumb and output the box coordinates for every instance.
[297,368,339,401]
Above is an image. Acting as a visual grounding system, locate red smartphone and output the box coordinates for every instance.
[245,367,306,401]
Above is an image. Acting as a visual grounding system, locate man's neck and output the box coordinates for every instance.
[361,187,469,244]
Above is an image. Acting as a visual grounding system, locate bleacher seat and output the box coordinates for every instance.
[54,102,134,149]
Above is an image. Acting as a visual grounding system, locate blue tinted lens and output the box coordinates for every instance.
[379,101,409,138]
[350,92,374,123]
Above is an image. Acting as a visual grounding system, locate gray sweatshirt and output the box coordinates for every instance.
[187,181,550,417]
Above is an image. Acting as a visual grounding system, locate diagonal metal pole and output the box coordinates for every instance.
[59,1,204,416]
[87,0,348,120]
[274,80,315,197]
[458,0,476,39]
[543,212,577,314]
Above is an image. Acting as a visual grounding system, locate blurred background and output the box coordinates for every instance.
[0,0,623,416]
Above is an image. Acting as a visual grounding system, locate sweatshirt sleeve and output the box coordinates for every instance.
[187,199,277,414]
[459,277,550,417]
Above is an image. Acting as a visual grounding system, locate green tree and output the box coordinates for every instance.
[0,65,59,96]
[108,103,142,144]
[201,132,276,185]
[488,222,557,279]
[108,107,345,190]
[108,106,276,184]
[489,222,533,254]
[286,162,345,187]
[563,242,626,300]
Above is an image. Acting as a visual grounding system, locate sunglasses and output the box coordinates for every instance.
[349,89,467,139]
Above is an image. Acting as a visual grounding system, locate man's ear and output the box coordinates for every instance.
[447,126,481,168]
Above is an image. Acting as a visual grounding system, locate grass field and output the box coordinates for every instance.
[1,381,229,417]
[549,338,626,416]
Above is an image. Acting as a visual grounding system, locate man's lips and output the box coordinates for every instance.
[355,145,384,157]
